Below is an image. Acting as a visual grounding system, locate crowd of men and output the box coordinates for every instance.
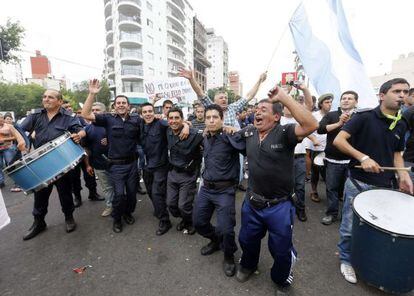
[1,69,413,295]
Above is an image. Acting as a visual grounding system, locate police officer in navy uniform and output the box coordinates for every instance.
[166,107,203,234]
[140,102,190,235]
[82,79,141,233]
[193,104,246,277]
[236,87,318,296]
[20,89,84,240]
[333,78,413,285]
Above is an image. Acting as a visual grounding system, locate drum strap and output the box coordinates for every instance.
[349,177,364,193]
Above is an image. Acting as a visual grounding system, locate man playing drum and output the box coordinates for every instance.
[333,78,413,284]
[20,89,83,240]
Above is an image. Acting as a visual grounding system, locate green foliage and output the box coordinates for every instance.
[0,80,111,118]
[0,19,25,64]
[207,87,237,104]
[0,83,44,117]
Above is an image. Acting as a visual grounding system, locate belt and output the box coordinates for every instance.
[203,180,237,190]
[108,156,136,165]
[247,189,290,210]
[294,154,305,159]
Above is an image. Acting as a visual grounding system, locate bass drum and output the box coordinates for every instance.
[351,189,414,294]
[3,133,85,194]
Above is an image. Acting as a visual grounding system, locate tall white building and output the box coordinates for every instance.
[104,0,194,104]
[205,28,228,90]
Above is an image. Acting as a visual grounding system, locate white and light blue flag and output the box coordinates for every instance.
[289,0,377,108]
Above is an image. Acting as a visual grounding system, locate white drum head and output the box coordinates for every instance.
[353,189,414,236]
[313,152,325,166]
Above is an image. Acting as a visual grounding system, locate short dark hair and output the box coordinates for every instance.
[141,102,154,110]
[205,104,224,119]
[409,88,414,96]
[167,107,183,119]
[114,95,130,105]
[379,78,410,94]
[258,99,283,115]
[163,99,173,107]
[3,112,13,119]
[341,90,359,101]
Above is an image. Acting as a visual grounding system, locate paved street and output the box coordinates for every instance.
[0,179,413,296]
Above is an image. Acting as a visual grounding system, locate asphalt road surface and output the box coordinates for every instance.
[1,179,413,296]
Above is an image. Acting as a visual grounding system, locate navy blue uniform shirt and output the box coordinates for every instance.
[140,119,169,169]
[242,124,298,198]
[95,113,141,159]
[84,124,108,170]
[202,131,246,182]
[343,106,407,187]
[167,127,203,169]
[21,107,82,149]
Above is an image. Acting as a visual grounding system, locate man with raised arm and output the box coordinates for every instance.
[82,79,141,233]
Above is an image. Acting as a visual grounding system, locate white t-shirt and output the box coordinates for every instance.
[280,116,306,155]
[304,111,327,152]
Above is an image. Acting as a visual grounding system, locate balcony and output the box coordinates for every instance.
[168,0,185,17]
[104,0,112,18]
[119,13,141,30]
[167,9,185,32]
[106,30,114,44]
[107,79,116,88]
[168,62,180,73]
[107,68,115,79]
[107,57,115,68]
[121,68,144,77]
[168,51,185,66]
[119,32,142,46]
[120,50,143,64]
[118,0,141,14]
[167,37,185,55]
[105,15,113,31]
[167,22,185,42]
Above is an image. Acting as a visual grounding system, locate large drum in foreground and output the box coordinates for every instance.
[352,189,414,294]
[3,133,85,194]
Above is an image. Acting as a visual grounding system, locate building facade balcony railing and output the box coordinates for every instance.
[167,8,184,23]
[167,23,185,39]
[120,32,142,43]
[167,38,185,50]
[121,68,144,76]
[118,0,141,6]
[119,14,141,24]
[121,51,143,59]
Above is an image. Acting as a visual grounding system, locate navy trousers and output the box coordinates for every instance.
[239,198,296,286]
[108,162,138,221]
[143,165,170,222]
[193,185,237,256]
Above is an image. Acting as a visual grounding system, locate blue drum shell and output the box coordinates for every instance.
[6,137,84,193]
[351,214,414,294]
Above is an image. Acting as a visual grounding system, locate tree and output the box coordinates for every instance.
[0,83,44,117]
[207,87,237,104]
[0,19,25,63]
[68,80,111,110]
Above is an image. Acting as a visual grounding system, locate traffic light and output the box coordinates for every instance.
[0,37,10,61]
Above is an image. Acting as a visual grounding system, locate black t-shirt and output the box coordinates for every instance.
[242,123,298,198]
[343,106,407,187]
[403,106,414,162]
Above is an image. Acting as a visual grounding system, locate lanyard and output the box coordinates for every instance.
[382,110,402,130]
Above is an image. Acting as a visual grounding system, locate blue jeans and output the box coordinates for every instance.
[325,162,348,217]
[95,169,114,207]
[293,156,306,210]
[239,198,296,286]
[338,178,375,264]
[0,146,17,184]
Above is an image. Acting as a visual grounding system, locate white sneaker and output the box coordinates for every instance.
[101,207,112,217]
[340,263,357,284]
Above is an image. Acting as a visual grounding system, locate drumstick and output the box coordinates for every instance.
[355,165,411,172]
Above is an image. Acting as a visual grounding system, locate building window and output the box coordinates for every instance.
[147,19,153,28]
[123,81,143,93]
[146,1,152,11]
[147,35,154,44]
[148,67,155,76]
[148,51,154,60]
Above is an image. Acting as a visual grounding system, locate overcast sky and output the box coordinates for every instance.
[1,0,413,97]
